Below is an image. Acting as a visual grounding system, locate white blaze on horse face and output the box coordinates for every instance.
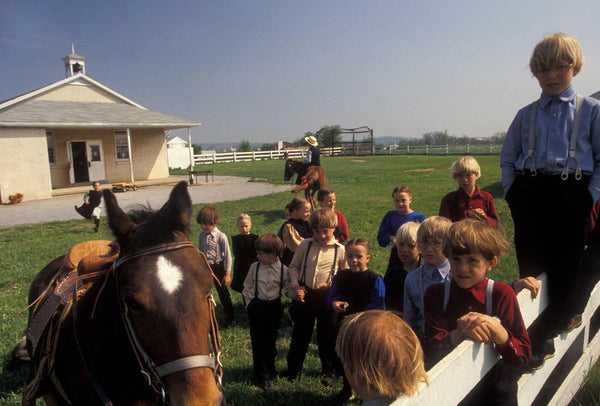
[156,256,183,294]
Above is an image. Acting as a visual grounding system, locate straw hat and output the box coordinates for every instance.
[305,135,319,147]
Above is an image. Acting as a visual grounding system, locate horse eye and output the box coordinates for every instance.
[124,294,142,312]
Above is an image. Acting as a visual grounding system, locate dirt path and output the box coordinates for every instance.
[0,177,290,227]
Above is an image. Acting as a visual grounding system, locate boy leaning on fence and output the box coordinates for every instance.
[500,32,600,369]
[424,219,531,406]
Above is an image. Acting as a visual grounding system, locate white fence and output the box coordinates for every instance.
[393,273,600,406]
[191,145,503,165]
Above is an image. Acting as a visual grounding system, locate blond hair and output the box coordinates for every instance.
[396,221,420,245]
[308,208,338,230]
[237,212,251,226]
[451,156,481,178]
[336,310,428,397]
[529,32,583,75]
[443,219,511,261]
[417,216,452,246]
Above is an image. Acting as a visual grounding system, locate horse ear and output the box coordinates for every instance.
[102,189,137,244]
[161,181,193,235]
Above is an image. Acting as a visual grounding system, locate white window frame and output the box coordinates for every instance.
[115,131,130,161]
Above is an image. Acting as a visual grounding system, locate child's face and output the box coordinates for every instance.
[292,204,311,221]
[419,237,446,267]
[449,253,497,289]
[393,192,412,214]
[237,219,251,235]
[318,193,336,210]
[201,223,216,234]
[313,227,335,244]
[346,244,370,272]
[256,250,278,265]
[534,61,577,96]
[396,239,419,265]
[456,172,479,193]
[93,182,100,191]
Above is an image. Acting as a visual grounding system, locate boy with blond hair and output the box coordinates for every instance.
[285,208,348,382]
[501,32,600,368]
[425,219,530,404]
[336,310,428,405]
[403,216,452,335]
[439,156,498,228]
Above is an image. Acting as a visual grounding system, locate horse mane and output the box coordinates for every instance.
[126,204,157,225]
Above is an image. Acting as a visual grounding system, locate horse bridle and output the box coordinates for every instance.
[113,240,223,405]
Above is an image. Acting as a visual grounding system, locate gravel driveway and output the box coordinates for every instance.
[0,176,290,227]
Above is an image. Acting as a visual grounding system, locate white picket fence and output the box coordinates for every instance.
[393,273,600,405]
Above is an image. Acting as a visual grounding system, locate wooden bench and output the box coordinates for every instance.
[189,169,214,184]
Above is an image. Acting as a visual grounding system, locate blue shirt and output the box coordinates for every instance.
[198,226,232,273]
[501,86,600,202]
[403,260,450,332]
[377,210,427,248]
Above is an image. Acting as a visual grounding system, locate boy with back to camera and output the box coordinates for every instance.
[439,156,498,228]
[285,208,348,383]
[197,205,235,328]
[335,310,428,406]
[500,32,600,369]
[424,219,531,405]
[403,216,452,336]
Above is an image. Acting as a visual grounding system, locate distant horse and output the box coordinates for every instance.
[283,157,327,209]
[16,181,225,406]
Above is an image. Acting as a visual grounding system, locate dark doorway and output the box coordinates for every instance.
[72,142,89,183]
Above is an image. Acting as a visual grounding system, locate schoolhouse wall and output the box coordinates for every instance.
[34,82,124,104]
[0,128,52,203]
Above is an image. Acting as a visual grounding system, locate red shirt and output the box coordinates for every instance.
[424,278,531,367]
[439,186,498,228]
[335,210,349,243]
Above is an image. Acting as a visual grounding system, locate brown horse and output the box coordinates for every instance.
[16,181,225,405]
[283,158,327,209]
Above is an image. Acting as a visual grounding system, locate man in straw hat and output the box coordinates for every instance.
[304,135,321,166]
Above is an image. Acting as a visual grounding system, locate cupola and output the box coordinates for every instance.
[62,44,86,77]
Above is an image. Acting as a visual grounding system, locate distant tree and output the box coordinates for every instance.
[260,143,272,151]
[491,131,507,144]
[316,125,342,148]
[422,130,452,145]
[238,140,252,152]
[192,144,203,154]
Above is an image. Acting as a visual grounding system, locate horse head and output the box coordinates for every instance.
[103,181,225,405]
[283,159,296,182]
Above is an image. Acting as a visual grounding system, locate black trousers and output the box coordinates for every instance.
[248,298,282,383]
[506,174,591,341]
[458,361,519,406]
[286,288,337,378]
[211,262,234,322]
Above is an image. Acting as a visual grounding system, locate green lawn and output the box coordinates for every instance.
[0,155,596,405]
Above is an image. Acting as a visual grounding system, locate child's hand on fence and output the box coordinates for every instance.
[457,312,509,345]
[513,277,540,298]
[332,301,348,314]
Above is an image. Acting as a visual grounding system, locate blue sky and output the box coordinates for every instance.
[1,0,599,145]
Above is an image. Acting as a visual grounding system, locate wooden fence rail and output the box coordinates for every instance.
[393,273,600,405]
[191,145,503,165]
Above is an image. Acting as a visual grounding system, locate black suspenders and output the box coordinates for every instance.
[254,262,285,300]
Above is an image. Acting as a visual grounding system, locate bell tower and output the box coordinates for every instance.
[62,44,86,77]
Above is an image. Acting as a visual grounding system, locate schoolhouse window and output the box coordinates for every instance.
[46,132,56,164]
[115,131,130,160]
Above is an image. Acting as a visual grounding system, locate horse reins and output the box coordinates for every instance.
[91,240,222,405]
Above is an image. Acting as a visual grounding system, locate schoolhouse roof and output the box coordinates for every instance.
[0,73,199,129]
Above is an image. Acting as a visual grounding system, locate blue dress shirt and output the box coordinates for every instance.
[501,86,600,202]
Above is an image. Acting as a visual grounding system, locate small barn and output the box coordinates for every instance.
[0,48,199,202]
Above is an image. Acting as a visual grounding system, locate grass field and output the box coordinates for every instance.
[0,155,597,405]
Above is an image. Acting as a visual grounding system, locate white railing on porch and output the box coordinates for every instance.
[392,273,600,405]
